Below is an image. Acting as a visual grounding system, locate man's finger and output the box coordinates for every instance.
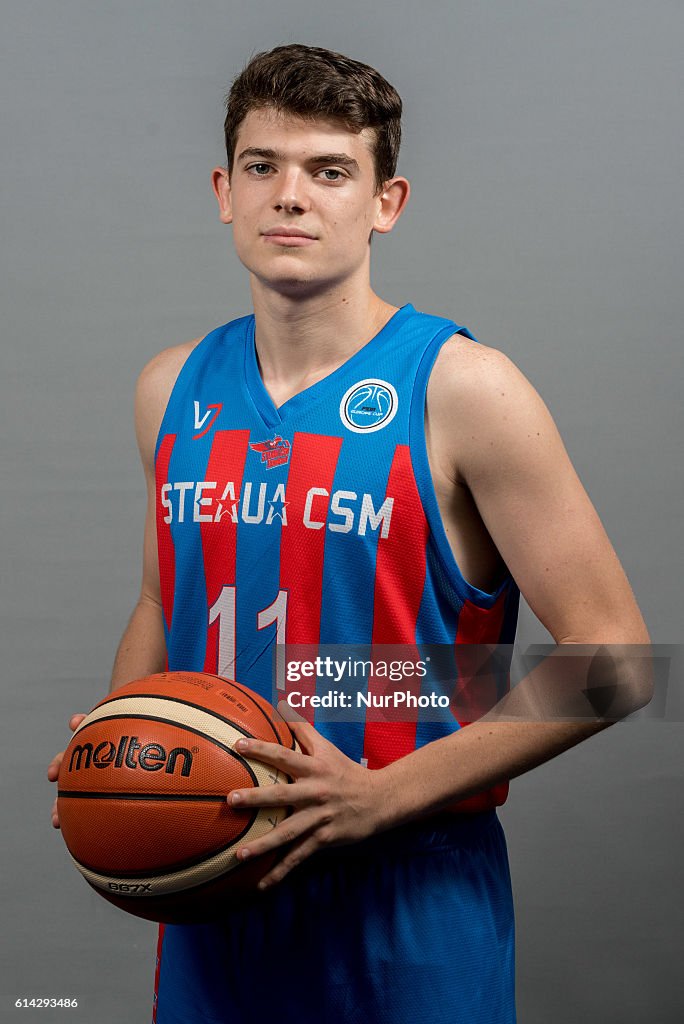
[227,779,317,809]
[276,700,307,724]
[235,737,311,775]
[256,830,323,889]
[284,718,328,755]
[235,810,320,864]
[47,752,65,781]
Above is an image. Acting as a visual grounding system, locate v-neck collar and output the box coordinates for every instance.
[243,303,415,430]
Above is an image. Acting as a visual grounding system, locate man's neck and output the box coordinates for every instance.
[249,277,400,407]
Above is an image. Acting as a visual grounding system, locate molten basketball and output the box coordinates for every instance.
[57,672,298,924]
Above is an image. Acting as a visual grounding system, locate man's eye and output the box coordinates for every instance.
[319,169,343,181]
[249,164,271,175]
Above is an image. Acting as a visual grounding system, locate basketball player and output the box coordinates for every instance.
[48,44,650,1023]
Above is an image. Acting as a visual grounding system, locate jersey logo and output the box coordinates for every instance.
[249,435,292,469]
[340,379,398,433]
[193,401,223,439]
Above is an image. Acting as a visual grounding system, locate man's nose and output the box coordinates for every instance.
[273,168,311,213]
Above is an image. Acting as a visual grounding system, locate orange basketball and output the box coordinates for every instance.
[57,672,298,923]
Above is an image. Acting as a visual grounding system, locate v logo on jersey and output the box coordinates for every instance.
[193,401,223,440]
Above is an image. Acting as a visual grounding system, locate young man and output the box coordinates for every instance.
[49,44,649,1023]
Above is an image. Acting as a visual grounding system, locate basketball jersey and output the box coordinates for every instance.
[154,302,519,812]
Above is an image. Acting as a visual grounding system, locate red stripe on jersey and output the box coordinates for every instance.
[152,923,165,1023]
[364,444,428,769]
[280,432,343,723]
[454,592,508,721]
[450,590,510,811]
[155,435,177,633]
[201,430,250,674]
[371,445,427,644]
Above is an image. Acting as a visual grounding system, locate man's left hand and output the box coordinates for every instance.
[226,713,388,889]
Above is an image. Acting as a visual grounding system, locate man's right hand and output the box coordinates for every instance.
[47,714,87,829]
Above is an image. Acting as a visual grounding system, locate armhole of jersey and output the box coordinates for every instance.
[409,323,512,609]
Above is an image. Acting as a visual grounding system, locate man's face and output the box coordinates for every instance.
[214,107,405,297]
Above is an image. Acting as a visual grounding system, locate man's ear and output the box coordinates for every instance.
[211,166,233,224]
[372,176,411,235]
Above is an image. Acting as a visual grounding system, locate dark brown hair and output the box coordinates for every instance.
[224,44,402,194]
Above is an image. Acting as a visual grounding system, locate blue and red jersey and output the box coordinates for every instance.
[154,302,519,811]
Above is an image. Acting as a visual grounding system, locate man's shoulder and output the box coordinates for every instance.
[426,332,554,482]
[428,332,525,411]
[134,336,204,464]
[136,337,203,401]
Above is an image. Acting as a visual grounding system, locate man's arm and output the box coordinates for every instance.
[112,340,201,688]
[48,340,199,823]
[369,339,651,824]
[107,447,166,688]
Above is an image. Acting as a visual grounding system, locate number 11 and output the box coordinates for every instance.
[209,586,289,690]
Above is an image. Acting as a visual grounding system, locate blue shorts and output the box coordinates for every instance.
[154,811,516,1024]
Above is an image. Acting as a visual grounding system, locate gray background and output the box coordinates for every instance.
[1,0,682,1022]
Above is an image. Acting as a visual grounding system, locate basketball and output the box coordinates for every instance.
[56,672,298,924]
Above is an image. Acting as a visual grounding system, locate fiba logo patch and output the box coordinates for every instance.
[340,379,398,433]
